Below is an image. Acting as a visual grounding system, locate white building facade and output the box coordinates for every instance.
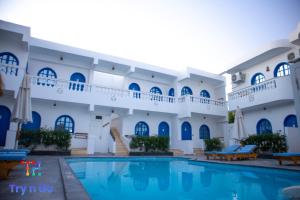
[0,20,227,155]
[225,23,300,151]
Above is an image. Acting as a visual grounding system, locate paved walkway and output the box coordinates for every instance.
[194,155,300,171]
[0,156,65,200]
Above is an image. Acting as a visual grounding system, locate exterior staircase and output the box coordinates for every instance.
[110,127,129,156]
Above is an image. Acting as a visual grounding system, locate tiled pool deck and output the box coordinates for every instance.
[0,155,299,200]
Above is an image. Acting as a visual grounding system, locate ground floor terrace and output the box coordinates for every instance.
[0,155,299,200]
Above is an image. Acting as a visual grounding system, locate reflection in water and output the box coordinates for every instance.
[68,159,300,200]
[129,161,170,191]
[182,172,193,192]
[200,171,212,187]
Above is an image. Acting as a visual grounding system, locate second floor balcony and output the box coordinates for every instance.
[0,64,227,117]
[228,75,294,111]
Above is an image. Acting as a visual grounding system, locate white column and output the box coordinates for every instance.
[4,122,18,149]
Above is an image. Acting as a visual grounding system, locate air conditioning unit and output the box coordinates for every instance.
[287,52,296,61]
[231,72,245,83]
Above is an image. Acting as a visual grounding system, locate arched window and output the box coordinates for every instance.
[0,105,11,146]
[0,52,19,65]
[200,90,210,98]
[274,62,290,77]
[55,115,75,134]
[284,114,298,128]
[69,72,86,91]
[135,121,149,136]
[251,73,265,85]
[22,111,41,131]
[129,83,141,98]
[168,88,174,96]
[150,86,162,101]
[181,86,193,96]
[158,122,169,137]
[199,125,210,139]
[256,118,272,135]
[181,121,192,140]
[37,67,57,87]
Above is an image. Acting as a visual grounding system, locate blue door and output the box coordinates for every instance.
[158,122,169,137]
[129,83,141,98]
[256,119,272,134]
[0,106,11,146]
[199,125,210,139]
[181,122,192,140]
[69,72,86,91]
[22,111,41,131]
[284,115,298,128]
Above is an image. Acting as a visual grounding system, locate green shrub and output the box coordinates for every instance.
[129,136,169,152]
[240,134,287,153]
[228,111,235,124]
[204,138,223,151]
[19,128,72,151]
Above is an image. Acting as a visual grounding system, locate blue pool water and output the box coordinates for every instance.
[66,157,300,200]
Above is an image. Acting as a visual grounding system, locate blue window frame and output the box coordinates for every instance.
[199,125,210,139]
[150,86,162,101]
[181,86,193,96]
[251,73,265,85]
[256,118,272,135]
[0,105,11,146]
[37,67,57,87]
[274,62,290,77]
[150,86,162,95]
[181,121,192,140]
[135,121,149,136]
[69,72,86,91]
[284,114,298,128]
[0,52,19,65]
[158,121,169,137]
[55,115,75,134]
[22,111,41,131]
[129,83,141,98]
[168,88,174,96]
[200,90,210,98]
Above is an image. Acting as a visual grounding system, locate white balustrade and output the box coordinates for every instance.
[29,75,226,116]
[228,79,277,101]
[0,63,19,76]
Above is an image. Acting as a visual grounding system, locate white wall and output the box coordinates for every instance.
[242,104,296,135]
[178,78,216,99]
[121,111,173,136]
[28,58,90,83]
[232,48,299,91]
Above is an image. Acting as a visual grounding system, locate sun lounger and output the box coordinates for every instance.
[216,145,257,161]
[205,144,240,160]
[0,152,26,179]
[0,149,30,155]
[272,153,300,165]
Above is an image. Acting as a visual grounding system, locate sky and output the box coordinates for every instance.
[0,0,300,75]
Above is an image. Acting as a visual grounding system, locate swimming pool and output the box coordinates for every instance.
[66,157,300,200]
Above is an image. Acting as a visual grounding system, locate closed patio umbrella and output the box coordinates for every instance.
[11,74,32,149]
[229,106,246,145]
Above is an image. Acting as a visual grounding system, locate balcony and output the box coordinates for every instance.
[28,76,227,116]
[0,63,25,96]
[30,76,178,114]
[228,75,294,111]
[178,95,227,117]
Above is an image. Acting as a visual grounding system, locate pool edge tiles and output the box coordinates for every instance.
[59,158,91,200]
